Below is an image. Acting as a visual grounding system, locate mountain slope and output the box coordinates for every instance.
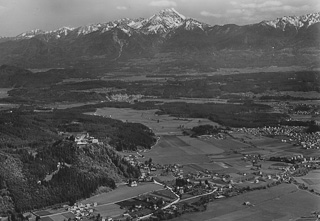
[0,9,319,69]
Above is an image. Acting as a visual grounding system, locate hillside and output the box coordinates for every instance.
[0,107,156,214]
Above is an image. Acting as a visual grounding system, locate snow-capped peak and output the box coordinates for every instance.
[77,24,102,35]
[141,8,187,34]
[183,18,209,31]
[48,27,75,38]
[262,12,320,30]
[159,8,186,20]
[171,8,186,20]
[16,29,45,39]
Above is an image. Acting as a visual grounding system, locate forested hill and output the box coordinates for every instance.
[0,107,156,215]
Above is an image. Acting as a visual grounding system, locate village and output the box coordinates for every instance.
[233,125,320,149]
[56,121,320,221]
[113,150,320,221]
[24,102,320,221]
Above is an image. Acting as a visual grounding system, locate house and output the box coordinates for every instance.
[130,181,138,187]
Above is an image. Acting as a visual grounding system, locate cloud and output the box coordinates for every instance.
[225,0,315,22]
[200,11,223,18]
[227,9,242,14]
[116,6,127,10]
[149,0,177,7]
[231,0,283,9]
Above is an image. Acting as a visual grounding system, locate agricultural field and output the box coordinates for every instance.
[172,184,320,221]
[89,105,320,220]
[140,135,242,165]
[295,169,320,193]
[0,88,17,110]
[0,88,11,98]
[143,98,228,104]
[230,132,301,157]
[40,213,75,221]
[94,107,219,135]
[91,204,124,217]
[142,136,212,165]
[198,136,255,152]
[81,183,163,205]
[37,183,163,220]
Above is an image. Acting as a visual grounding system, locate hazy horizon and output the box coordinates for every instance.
[0,0,319,37]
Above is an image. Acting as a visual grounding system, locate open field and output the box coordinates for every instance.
[172,184,320,221]
[230,132,303,158]
[0,88,17,110]
[143,98,228,104]
[290,114,318,122]
[141,135,228,165]
[143,145,211,165]
[81,183,163,204]
[209,66,309,75]
[36,183,162,219]
[92,204,124,217]
[94,107,219,135]
[48,101,101,109]
[0,88,11,98]
[170,136,224,155]
[199,136,254,152]
[295,169,320,193]
[43,213,75,221]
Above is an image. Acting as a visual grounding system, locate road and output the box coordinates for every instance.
[41,182,164,218]
[179,187,218,203]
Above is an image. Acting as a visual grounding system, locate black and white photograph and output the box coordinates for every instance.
[0,0,319,220]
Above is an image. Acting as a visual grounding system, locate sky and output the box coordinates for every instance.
[0,0,319,37]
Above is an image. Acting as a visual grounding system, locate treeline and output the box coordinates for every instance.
[156,102,288,128]
[0,107,156,150]
[1,66,319,105]
[0,65,96,88]
[191,125,221,136]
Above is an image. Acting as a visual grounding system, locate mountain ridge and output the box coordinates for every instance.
[8,9,320,40]
[0,8,319,70]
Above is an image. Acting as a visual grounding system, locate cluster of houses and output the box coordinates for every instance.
[107,93,143,104]
[197,133,226,140]
[234,126,320,149]
[58,131,102,146]
[234,126,304,137]
[66,202,98,220]
[120,144,320,220]
[288,104,320,116]
[74,133,100,146]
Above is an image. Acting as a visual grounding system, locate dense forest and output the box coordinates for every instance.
[1,65,319,104]
[0,107,156,215]
[156,102,289,128]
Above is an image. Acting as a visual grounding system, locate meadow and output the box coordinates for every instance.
[81,183,163,204]
[172,184,320,221]
[94,107,219,135]
[0,88,10,98]
[37,183,163,220]
[295,169,320,193]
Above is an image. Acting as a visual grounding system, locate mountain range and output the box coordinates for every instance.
[0,8,319,70]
